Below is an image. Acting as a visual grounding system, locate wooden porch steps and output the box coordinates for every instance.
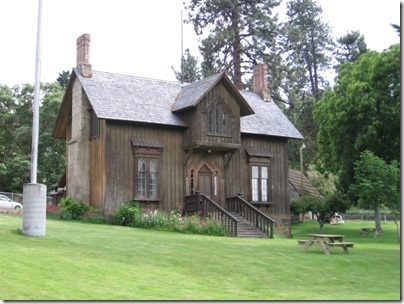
[229,212,269,238]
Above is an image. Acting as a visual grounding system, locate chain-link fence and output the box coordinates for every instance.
[0,192,52,205]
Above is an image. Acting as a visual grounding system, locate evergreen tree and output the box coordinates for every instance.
[334,31,368,65]
[172,48,202,83]
[185,0,281,90]
[281,0,334,101]
[57,70,71,89]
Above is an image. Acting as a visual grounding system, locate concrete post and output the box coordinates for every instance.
[22,183,47,237]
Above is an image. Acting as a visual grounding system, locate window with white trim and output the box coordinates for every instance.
[251,164,270,202]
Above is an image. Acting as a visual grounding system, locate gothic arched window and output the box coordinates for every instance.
[207,98,230,136]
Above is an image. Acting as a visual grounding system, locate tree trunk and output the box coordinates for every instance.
[310,33,319,100]
[375,204,382,231]
[232,10,243,90]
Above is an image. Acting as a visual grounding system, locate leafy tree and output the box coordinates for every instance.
[334,31,368,65]
[172,48,202,83]
[314,44,400,193]
[349,150,400,235]
[281,0,334,101]
[185,0,281,89]
[0,82,65,193]
[291,194,350,232]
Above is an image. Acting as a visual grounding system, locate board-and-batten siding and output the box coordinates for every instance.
[103,121,184,211]
[182,83,241,148]
[89,119,106,209]
[232,134,290,217]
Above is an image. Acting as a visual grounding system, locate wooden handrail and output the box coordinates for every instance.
[225,195,275,238]
[183,194,238,236]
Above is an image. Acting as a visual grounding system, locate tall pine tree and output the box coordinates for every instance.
[185,0,281,90]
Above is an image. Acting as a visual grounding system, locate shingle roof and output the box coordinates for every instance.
[289,169,323,198]
[240,91,303,139]
[172,72,224,112]
[172,72,254,117]
[245,147,273,158]
[76,69,303,139]
[131,138,164,148]
[76,68,187,127]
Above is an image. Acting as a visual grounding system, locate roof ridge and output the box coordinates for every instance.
[84,69,182,84]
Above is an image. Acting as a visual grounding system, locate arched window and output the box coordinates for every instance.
[207,99,230,136]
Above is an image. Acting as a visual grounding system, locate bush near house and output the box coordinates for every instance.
[47,199,229,237]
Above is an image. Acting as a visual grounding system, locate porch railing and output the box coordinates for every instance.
[183,193,238,236]
[226,195,275,238]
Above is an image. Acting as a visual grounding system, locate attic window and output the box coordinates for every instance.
[207,98,230,136]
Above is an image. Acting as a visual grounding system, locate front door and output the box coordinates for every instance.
[198,165,212,198]
[199,174,212,197]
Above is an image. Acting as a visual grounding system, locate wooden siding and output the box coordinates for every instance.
[182,82,241,150]
[226,134,290,217]
[89,119,106,209]
[103,121,185,211]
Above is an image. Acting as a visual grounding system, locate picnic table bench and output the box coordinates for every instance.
[298,234,354,255]
[360,228,383,237]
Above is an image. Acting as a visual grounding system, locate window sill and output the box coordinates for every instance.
[250,201,273,206]
[134,197,161,203]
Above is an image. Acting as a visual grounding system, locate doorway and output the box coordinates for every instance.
[198,165,212,197]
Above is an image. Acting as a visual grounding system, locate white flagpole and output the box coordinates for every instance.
[31,0,42,183]
[23,0,46,237]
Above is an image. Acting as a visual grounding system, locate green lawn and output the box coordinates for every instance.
[0,214,400,300]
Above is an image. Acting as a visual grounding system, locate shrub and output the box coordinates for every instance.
[112,201,141,226]
[59,196,91,220]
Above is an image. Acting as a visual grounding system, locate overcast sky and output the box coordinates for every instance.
[0,0,400,87]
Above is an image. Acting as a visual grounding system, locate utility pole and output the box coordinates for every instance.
[299,142,306,222]
[299,143,306,196]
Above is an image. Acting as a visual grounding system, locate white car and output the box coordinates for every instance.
[330,214,344,225]
[0,194,23,210]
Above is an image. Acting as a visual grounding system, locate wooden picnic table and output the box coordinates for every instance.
[300,234,354,255]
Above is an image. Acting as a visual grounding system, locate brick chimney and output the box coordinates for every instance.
[253,64,271,102]
[76,34,92,78]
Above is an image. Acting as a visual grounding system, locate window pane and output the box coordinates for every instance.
[252,166,259,178]
[149,159,158,198]
[261,166,269,201]
[208,109,214,133]
[261,166,268,179]
[137,158,146,197]
[222,112,229,135]
[215,104,220,134]
[252,179,259,201]
[261,178,268,201]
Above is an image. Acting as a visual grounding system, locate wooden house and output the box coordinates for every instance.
[53,34,303,230]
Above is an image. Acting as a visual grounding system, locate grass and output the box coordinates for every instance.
[0,214,400,300]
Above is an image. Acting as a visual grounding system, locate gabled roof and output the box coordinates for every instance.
[76,68,188,127]
[172,72,254,117]
[53,68,303,140]
[289,169,323,198]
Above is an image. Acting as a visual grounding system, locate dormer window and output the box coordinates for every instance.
[207,98,230,136]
